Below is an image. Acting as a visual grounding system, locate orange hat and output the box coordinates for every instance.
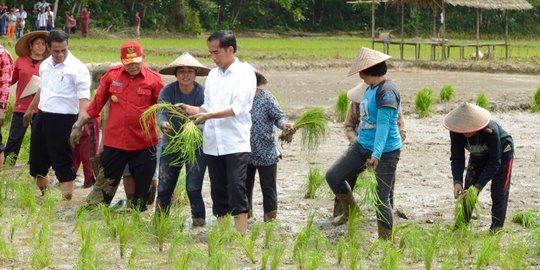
[120,41,144,65]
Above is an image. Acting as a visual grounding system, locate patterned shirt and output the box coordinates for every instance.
[248,89,288,166]
[0,45,13,110]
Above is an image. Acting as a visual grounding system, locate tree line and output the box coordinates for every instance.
[14,0,540,38]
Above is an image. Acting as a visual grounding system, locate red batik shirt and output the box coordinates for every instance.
[87,65,164,151]
[0,46,14,110]
[11,55,42,113]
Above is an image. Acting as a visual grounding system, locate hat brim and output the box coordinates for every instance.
[346,82,368,103]
[121,56,144,65]
[15,31,49,57]
[159,65,210,76]
[442,102,491,133]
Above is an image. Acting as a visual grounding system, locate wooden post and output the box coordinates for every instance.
[476,8,480,60]
[441,1,446,60]
[505,10,509,61]
[371,0,376,49]
[400,0,404,60]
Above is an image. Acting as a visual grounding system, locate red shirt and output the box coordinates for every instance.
[11,55,42,113]
[87,65,164,151]
[135,15,141,26]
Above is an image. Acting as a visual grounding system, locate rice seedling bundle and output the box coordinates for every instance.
[531,86,540,112]
[335,90,349,122]
[454,186,478,229]
[511,209,539,228]
[476,93,491,110]
[476,233,502,269]
[439,84,456,102]
[279,107,328,153]
[141,104,203,165]
[76,222,99,270]
[304,167,326,199]
[415,87,434,118]
[152,212,174,252]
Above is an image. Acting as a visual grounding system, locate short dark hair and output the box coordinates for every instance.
[361,61,387,77]
[207,30,237,53]
[47,30,69,46]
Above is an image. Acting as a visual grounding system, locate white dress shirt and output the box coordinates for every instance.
[202,58,256,156]
[39,51,91,114]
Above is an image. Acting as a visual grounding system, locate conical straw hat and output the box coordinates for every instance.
[15,31,49,57]
[346,82,368,103]
[443,102,491,133]
[347,47,391,76]
[159,52,210,76]
[20,75,41,98]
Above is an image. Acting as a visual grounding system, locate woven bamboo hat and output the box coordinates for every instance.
[255,70,267,86]
[443,102,491,133]
[159,52,210,76]
[347,47,391,76]
[15,31,49,57]
[346,82,369,103]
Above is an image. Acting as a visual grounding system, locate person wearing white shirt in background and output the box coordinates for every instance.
[23,30,91,200]
[179,30,256,234]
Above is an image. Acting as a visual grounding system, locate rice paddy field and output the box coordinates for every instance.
[0,35,540,269]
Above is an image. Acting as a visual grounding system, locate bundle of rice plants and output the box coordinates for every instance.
[279,107,328,153]
[115,213,131,258]
[476,233,502,269]
[415,87,434,118]
[439,84,456,102]
[0,226,14,261]
[76,222,99,270]
[263,220,277,249]
[303,167,326,199]
[30,224,51,269]
[531,86,540,112]
[511,209,539,228]
[476,93,491,110]
[174,248,205,270]
[334,90,349,122]
[454,186,479,229]
[140,104,203,165]
[152,211,174,252]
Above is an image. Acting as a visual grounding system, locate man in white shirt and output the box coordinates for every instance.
[23,30,91,200]
[180,30,256,233]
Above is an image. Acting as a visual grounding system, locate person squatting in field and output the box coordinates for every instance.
[325,47,402,240]
[70,40,164,211]
[25,30,91,200]
[154,52,210,227]
[178,30,256,234]
[245,70,294,222]
[443,102,514,232]
[5,31,48,166]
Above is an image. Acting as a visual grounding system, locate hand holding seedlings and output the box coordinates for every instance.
[368,156,379,169]
[282,122,295,132]
[159,121,173,134]
[453,183,464,199]
[174,103,189,116]
[191,113,209,125]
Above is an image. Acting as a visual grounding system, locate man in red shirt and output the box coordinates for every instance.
[70,40,164,210]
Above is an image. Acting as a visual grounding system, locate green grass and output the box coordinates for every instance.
[531,86,540,112]
[439,84,456,102]
[415,87,435,118]
[476,93,491,110]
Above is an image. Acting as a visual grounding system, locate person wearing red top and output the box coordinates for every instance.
[134,11,140,39]
[70,40,164,210]
[80,6,89,37]
[4,31,48,165]
[0,41,13,170]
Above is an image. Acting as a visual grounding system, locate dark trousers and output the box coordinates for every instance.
[326,142,400,229]
[29,111,77,182]
[158,149,207,218]
[464,143,514,229]
[4,112,31,165]
[246,163,277,214]
[207,152,249,216]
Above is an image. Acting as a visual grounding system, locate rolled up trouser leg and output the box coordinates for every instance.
[86,166,121,205]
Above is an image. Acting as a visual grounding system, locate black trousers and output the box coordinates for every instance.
[464,142,514,229]
[4,112,32,164]
[246,163,278,214]
[207,152,249,216]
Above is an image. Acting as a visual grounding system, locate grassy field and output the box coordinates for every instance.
[3,35,540,65]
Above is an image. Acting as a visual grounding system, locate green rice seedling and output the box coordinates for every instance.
[415,87,434,118]
[9,216,23,244]
[346,206,365,243]
[168,230,192,263]
[531,86,540,112]
[421,222,446,270]
[511,209,539,228]
[76,222,99,270]
[237,234,257,263]
[396,223,424,262]
[30,224,51,269]
[128,237,143,270]
[208,249,231,270]
[171,169,189,207]
[263,220,277,249]
[304,167,326,199]
[174,247,205,270]
[0,226,15,261]
[41,190,57,222]
[14,180,37,214]
[476,92,491,110]
[454,186,479,229]
[335,90,350,122]
[115,213,131,258]
[279,107,328,153]
[348,240,361,270]
[152,211,174,252]
[261,248,270,270]
[439,84,456,102]
[498,236,528,270]
[369,240,403,270]
[476,233,502,270]
[336,237,347,265]
[98,203,117,238]
[207,215,236,256]
[292,214,329,269]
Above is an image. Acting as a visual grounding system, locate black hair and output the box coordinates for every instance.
[207,30,237,53]
[47,30,69,46]
[361,61,387,77]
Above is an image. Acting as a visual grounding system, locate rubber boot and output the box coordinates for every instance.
[264,210,277,222]
[333,196,343,217]
[377,221,392,240]
[332,192,357,226]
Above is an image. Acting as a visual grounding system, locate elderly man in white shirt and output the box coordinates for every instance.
[180,30,256,233]
[23,30,91,200]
